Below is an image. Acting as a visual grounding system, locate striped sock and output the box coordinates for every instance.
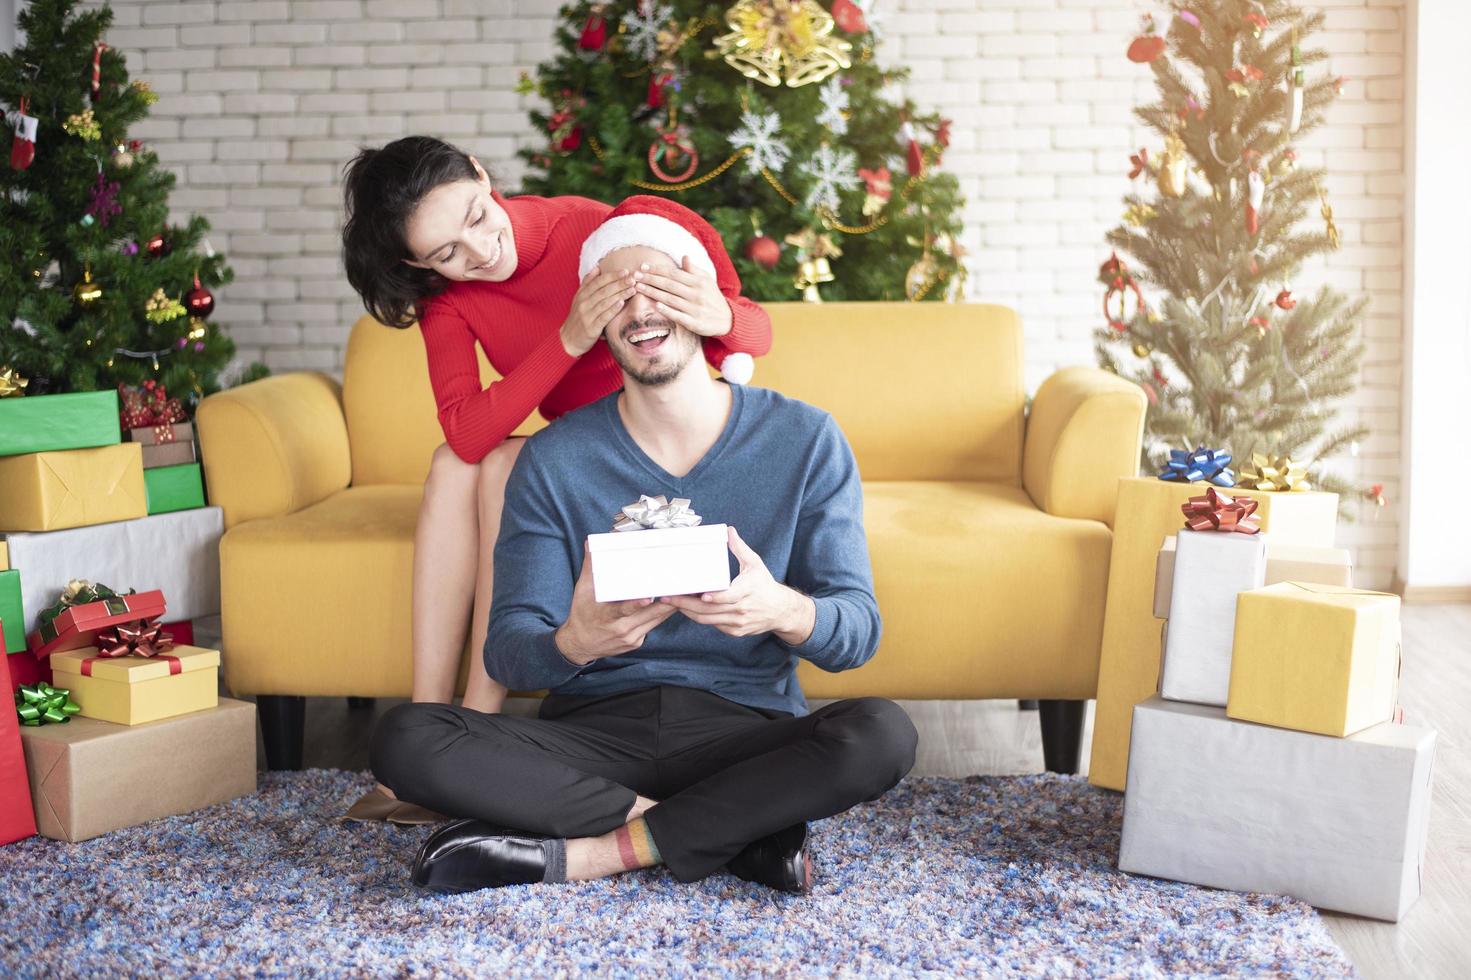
[614,817,662,870]
[540,838,567,883]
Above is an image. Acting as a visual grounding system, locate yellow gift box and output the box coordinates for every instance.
[1228,582,1401,737]
[0,443,147,532]
[49,644,220,726]
[1090,477,1340,790]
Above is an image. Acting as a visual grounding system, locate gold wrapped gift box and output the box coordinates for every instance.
[1229,582,1401,737]
[49,644,220,726]
[0,443,147,532]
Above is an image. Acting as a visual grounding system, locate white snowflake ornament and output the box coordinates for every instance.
[799,144,860,212]
[815,78,850,136]
[621,1,673,64]
[729,108,792,176]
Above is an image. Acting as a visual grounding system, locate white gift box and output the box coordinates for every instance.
[1160,529,1267,705]
[588,523,732,603]
[4,507,224,632]
[1120,696,1435,922]
[1153,537,1352,619]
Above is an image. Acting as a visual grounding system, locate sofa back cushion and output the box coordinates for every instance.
[756,302,1025,481]
[343,301,1025,485]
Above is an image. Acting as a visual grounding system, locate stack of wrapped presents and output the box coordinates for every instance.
[1119,480,1436,922]
[0,386,254,847]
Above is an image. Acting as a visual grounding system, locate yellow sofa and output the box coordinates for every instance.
[197,304,1145,771]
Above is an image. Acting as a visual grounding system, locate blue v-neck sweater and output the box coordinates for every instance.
[486,383,880,717]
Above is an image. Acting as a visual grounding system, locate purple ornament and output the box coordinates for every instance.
[86,171,122,228]
[1179,10,1200,29]
[121,240,139,256]
[177,337,188,349]
[193,341,205,352]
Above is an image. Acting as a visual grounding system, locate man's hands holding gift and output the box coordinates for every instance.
[555,541,679,666]
[661,527,816,646]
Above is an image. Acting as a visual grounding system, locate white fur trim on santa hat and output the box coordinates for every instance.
[719,352,754,386]
[578,213,717,281]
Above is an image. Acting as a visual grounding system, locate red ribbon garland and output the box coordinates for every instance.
[1182,487,1262,534]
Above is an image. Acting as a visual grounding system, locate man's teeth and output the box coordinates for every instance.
[629,328,669,344]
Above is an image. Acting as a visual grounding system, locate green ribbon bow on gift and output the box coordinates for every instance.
[36,579,129,629]
[15,683,82,726]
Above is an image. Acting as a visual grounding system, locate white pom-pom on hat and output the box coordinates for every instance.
[719,352,754,385]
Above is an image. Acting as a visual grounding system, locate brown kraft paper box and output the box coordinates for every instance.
[18,698,256,842]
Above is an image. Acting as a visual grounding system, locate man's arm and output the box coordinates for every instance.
[778,416,881,672]
[487,446,678,690]
[664,415,880,671]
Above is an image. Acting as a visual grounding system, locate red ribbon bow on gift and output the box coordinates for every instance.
[1181,487,1261,534]
[85,617,181,676]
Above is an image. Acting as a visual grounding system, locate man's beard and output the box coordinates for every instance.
[607,316,700,387]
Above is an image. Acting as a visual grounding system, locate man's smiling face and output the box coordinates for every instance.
[599,245,701,387]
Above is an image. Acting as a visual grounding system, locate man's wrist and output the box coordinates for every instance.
[553,625,589,667]
[773,588,817,646]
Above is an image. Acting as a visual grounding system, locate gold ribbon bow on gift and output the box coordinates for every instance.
[613,495,704,532]
[1239,452,1309,492]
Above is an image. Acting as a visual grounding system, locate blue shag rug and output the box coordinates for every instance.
[0,770,1354,977]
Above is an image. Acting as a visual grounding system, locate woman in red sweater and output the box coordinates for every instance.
[341,137,771,820]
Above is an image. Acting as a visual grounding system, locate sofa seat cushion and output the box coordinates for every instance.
[220,485,423,696]
[797,481,1112,701]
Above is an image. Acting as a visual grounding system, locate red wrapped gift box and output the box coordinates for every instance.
[27,589,167,659]
[6,651,51,693]
[1,624,39,845]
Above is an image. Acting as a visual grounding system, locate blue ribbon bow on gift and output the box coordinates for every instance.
[1158,446,1235,487]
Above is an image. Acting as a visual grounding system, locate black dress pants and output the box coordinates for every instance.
[370,685,918,882]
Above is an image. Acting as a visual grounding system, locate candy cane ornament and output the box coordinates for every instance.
[91,42,108,102]
[1246,169,1265,236]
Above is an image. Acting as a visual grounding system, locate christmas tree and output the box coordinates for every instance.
[517,0,965,303]
[1094,1,1376,505]
[0,0,245,404]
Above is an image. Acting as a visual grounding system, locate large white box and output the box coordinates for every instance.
[4,508,223,632]
[1120,696,1435,922]
[1160,530,1267,705]
[588,523,732,603]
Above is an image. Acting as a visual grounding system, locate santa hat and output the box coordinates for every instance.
[578,196,754,385]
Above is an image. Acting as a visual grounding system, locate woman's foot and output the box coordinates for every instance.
[344,785,447,825]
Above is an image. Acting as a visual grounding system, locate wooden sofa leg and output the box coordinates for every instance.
[1018,699,1039,710]
[257,695,306,771]
[1038,699,1086,775]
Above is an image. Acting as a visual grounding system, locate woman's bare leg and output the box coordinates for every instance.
[410,442,484,705]
[460,438,527,713]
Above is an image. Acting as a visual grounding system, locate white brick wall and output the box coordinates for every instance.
[88,0,1405,587]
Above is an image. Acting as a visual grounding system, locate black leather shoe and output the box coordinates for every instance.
[411,818,552,893]
[726,823,812,893]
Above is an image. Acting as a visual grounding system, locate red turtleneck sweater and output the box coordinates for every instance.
[418,192,773,463]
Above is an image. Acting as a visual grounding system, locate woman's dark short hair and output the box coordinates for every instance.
[341,136,484,329]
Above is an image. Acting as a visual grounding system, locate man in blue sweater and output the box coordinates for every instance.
[372,199,916,894]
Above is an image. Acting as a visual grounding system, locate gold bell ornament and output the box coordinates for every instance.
[73,267,104,307]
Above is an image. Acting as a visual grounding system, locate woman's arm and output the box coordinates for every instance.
[420,296,577,464]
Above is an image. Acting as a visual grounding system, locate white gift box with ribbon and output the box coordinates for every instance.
[588,495,732,603]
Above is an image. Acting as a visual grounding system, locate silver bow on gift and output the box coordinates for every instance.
[613,494,703,532]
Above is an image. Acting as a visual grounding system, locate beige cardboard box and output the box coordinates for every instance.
[18,698,256,842]
[1154,537,1353,618]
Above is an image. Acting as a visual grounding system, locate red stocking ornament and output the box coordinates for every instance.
[578,10,607,51]
[10,96,37,171]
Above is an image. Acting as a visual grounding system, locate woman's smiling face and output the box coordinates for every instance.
[402,158,518,283]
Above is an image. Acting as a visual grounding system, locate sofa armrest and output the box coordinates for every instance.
[1022,366,1147,526]
[197,371,352,530]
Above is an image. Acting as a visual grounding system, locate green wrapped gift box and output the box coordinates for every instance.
[143,463,206,515]
[0,391,121,457]
[1,570,23,654]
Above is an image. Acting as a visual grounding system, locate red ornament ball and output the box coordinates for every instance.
[145,233,171,258]
[185,275,215,318]
[744,235,781,270]
[1127,34,1166,63]
[831,0,868,34]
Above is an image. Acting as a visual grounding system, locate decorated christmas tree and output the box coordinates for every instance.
[0,0,244,403]
[517,0,965,302]
[1094,0,1378,506]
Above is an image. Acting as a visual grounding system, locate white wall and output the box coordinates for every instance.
[85,0,1406,589]
[0,0,18,56]
[1399,0,1471,591]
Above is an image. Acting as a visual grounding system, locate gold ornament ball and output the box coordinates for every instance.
[1132,342,1152,358]
[73,273,104,307]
